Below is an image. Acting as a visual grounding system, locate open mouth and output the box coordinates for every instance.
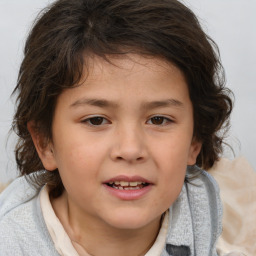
[106,181,150,190]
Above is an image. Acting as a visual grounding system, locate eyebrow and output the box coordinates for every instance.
[70,98,184,109]
[70,98,118,108]
[141,99,184,109]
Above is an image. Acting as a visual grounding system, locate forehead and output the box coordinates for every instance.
[56,54,191,111]
[84,54,184,82]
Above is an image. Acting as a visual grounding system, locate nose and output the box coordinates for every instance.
[110,124,148,163]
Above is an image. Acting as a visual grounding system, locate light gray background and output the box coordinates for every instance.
[0,0,255,183]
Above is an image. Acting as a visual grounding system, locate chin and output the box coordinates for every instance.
[103,210,160,231]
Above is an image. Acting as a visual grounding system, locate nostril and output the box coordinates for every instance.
[114,156,144,162]
[110,143,147,162]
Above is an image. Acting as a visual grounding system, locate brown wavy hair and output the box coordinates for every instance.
[12,0,233,197]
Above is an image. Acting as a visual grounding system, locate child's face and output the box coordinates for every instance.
[38,54,201,231]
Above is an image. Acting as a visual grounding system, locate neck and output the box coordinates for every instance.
[73,222,161,256]
[51,191,162,256]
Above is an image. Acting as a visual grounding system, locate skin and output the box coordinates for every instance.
[29,54,201,256]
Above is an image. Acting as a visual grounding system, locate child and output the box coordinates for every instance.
[0,0,233,255]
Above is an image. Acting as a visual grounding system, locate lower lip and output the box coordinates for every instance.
[103,184,152,200]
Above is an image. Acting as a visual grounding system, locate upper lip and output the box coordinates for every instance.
[103,175,152,184]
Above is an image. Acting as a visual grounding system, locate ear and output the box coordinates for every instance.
[187,138,202,165]
[27,121,57,171]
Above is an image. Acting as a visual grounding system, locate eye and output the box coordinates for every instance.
[82,116,110,126]
[147,116,173,125]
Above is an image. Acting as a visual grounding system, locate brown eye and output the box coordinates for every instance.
[89,117,104,125]
[151,116,165,125]
[82,116,109,126]
[147,116,172,125]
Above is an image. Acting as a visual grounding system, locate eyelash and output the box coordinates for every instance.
[146,116,173,126]
[81,116,110,126]
[81,115,173,126]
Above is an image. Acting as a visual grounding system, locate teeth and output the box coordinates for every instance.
[120,181,129,186]
[116,186,140,190]
[129,181,142,186]
[110,181,147,191]
[112,181,144,186]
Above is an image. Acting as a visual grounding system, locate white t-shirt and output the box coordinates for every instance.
[40,185,169,256]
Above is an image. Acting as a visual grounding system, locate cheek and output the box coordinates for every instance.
[151,165,185,216]
[54,144,101,196]
[55,144,100,171]
[53,136,110,190]
[151,136,189,194]
[152,134,192,166]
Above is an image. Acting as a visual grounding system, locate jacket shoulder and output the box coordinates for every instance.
[0,177,58,255]
[187,169,222,255]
